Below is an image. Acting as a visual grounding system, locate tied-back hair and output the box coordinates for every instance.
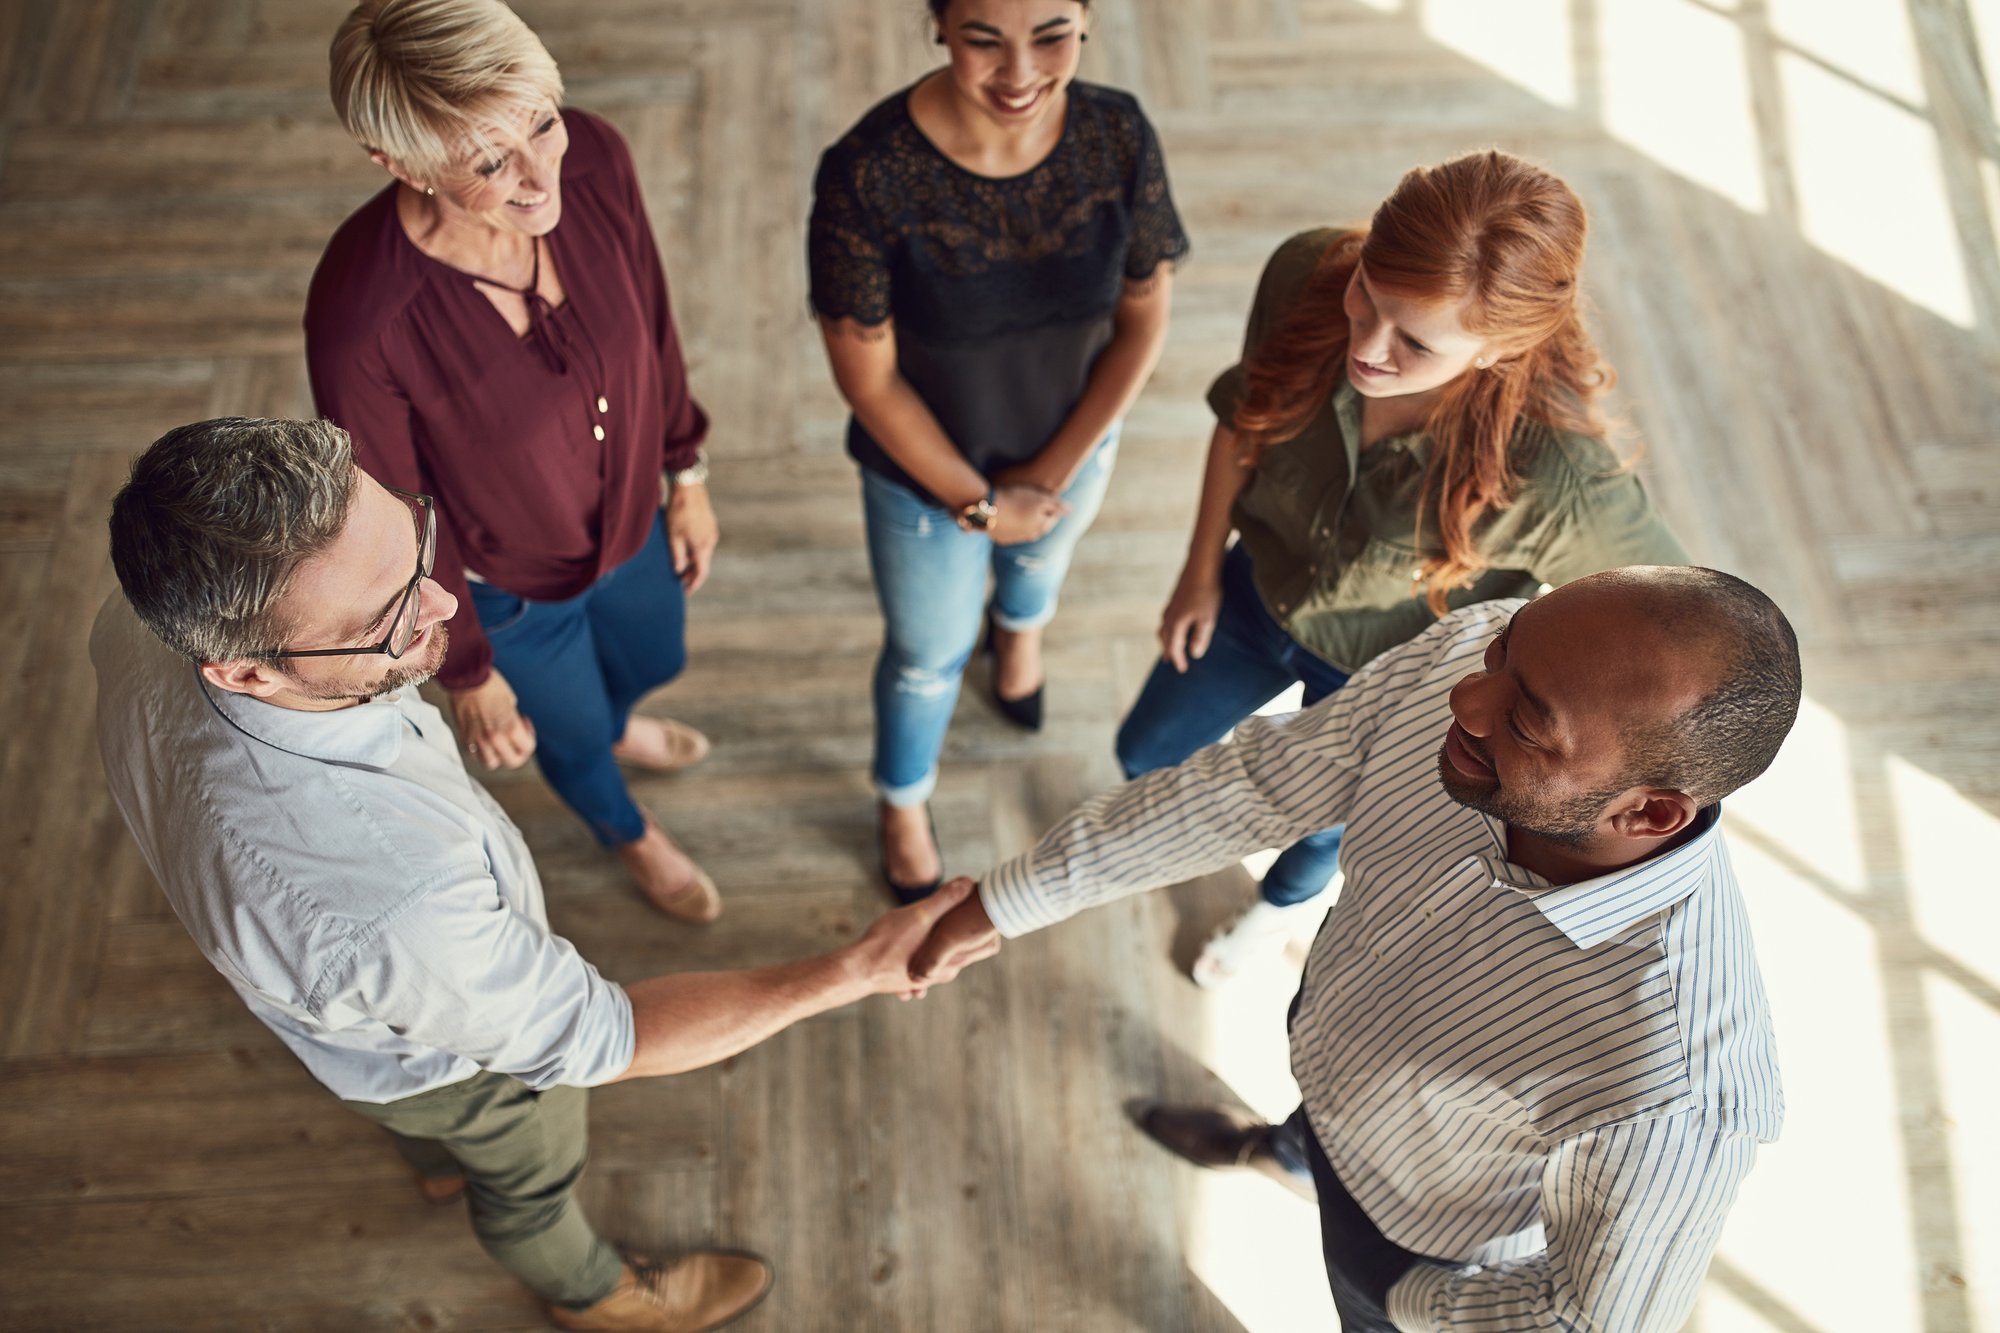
[1233,151,1615,614]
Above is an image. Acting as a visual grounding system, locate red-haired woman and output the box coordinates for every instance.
[1116,150,1687,985]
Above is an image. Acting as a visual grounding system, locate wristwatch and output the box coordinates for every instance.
[668,450,709,488]
[956,490,998,532]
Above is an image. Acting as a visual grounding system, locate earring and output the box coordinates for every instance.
[424,185,436,196]
[1475,357,1490,369]
[1081,32,1089,41]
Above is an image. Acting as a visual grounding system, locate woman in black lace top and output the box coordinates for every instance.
[810,0,1188,900]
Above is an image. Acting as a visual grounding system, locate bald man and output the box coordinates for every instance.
[914,566,1802,1332]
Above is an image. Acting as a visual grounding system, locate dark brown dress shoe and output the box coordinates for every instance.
[1135,1103,1317,1203]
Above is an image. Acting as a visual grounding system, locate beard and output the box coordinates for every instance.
[291,625,450,705]
[1434,736,1623,849]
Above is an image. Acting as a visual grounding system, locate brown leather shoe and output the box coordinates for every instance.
[412,1170,465,1205]
[616,818,722,924]
[1134,1103,1317,1203]
[612,717,712,773]
[548,1252,773,1333]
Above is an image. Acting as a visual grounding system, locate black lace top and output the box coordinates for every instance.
[809,80,1189,500]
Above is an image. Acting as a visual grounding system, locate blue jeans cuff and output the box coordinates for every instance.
[876,768,938,809]
[990,600,1059,633]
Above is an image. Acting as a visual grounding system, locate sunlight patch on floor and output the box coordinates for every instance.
[1422,0,1576,108]
[1768,0,1923,104]
[1601,0,1767,212]
[1186,1173,1339,1331]
[1708,827,1926,1333]
[1780,50,1974,326]
[1723,694,1866,891]
[1889,753,2000,994]
[1923,974,2000,1327]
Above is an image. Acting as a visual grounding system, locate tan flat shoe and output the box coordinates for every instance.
[548,1250,774,1332]
[612,716,712,773]
[616,819,722,924]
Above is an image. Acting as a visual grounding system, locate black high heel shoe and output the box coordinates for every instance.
[983,612,1045,732]
[879,807,944,905]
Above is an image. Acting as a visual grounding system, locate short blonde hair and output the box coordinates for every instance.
[329,0,563,183]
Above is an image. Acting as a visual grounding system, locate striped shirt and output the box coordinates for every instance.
[983,600,1783,1331]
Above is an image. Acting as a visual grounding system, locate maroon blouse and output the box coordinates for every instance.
[305,110,709,691]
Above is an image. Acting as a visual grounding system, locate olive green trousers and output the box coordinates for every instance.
[342,1070,624,1308]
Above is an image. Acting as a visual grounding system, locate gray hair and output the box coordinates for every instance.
[108,417,358,663]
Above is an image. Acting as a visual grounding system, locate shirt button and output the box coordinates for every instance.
[592,424,606,442]
[596,395,609,414]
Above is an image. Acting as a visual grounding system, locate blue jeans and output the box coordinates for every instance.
[862,428,1119,807]
[1114,543,1348,906]
[468,511,686,847]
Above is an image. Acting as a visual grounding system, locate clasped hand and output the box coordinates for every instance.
[846,876,1005,1000]
[988,480,1070,546]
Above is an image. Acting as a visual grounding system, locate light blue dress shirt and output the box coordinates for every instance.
[982,598,1784,1332]
[91,595,635,1103]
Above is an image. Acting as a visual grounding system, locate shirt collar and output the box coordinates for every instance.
[1332,378,1432,468]
[1488,805,1725,949]
[199,669,417,769]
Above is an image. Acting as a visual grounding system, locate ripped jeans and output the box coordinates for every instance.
[860,428,1119,807]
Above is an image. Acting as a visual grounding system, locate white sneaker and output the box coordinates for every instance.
[1191,895,1330,990]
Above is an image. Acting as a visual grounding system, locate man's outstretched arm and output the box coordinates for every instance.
[614,880,994,1081]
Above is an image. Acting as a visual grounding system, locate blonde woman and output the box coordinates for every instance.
[307,0,722,924]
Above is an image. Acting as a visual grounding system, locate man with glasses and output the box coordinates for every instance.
[92,417,993,1333]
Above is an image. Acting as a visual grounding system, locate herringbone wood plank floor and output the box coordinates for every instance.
[1,1,1996,1330]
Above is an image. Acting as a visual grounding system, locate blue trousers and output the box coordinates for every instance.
[1114,543,1348,906]
[861,430,1119,807]
[468,511,686,846]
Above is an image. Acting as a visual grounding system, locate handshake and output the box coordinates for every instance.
[842,877,1008,1000]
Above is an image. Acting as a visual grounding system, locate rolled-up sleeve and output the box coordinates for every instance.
[337,876,635,1089]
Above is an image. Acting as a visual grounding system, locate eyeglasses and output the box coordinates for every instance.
[266,489,437,661]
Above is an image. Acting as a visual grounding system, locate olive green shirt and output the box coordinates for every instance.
[1211,229,1688,673]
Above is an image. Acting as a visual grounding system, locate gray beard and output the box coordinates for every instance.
[292,626,449,704]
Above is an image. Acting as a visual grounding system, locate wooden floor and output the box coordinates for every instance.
[3,1,1997,1330]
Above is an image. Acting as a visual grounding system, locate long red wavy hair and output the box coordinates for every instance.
[1233,151,1615,613]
